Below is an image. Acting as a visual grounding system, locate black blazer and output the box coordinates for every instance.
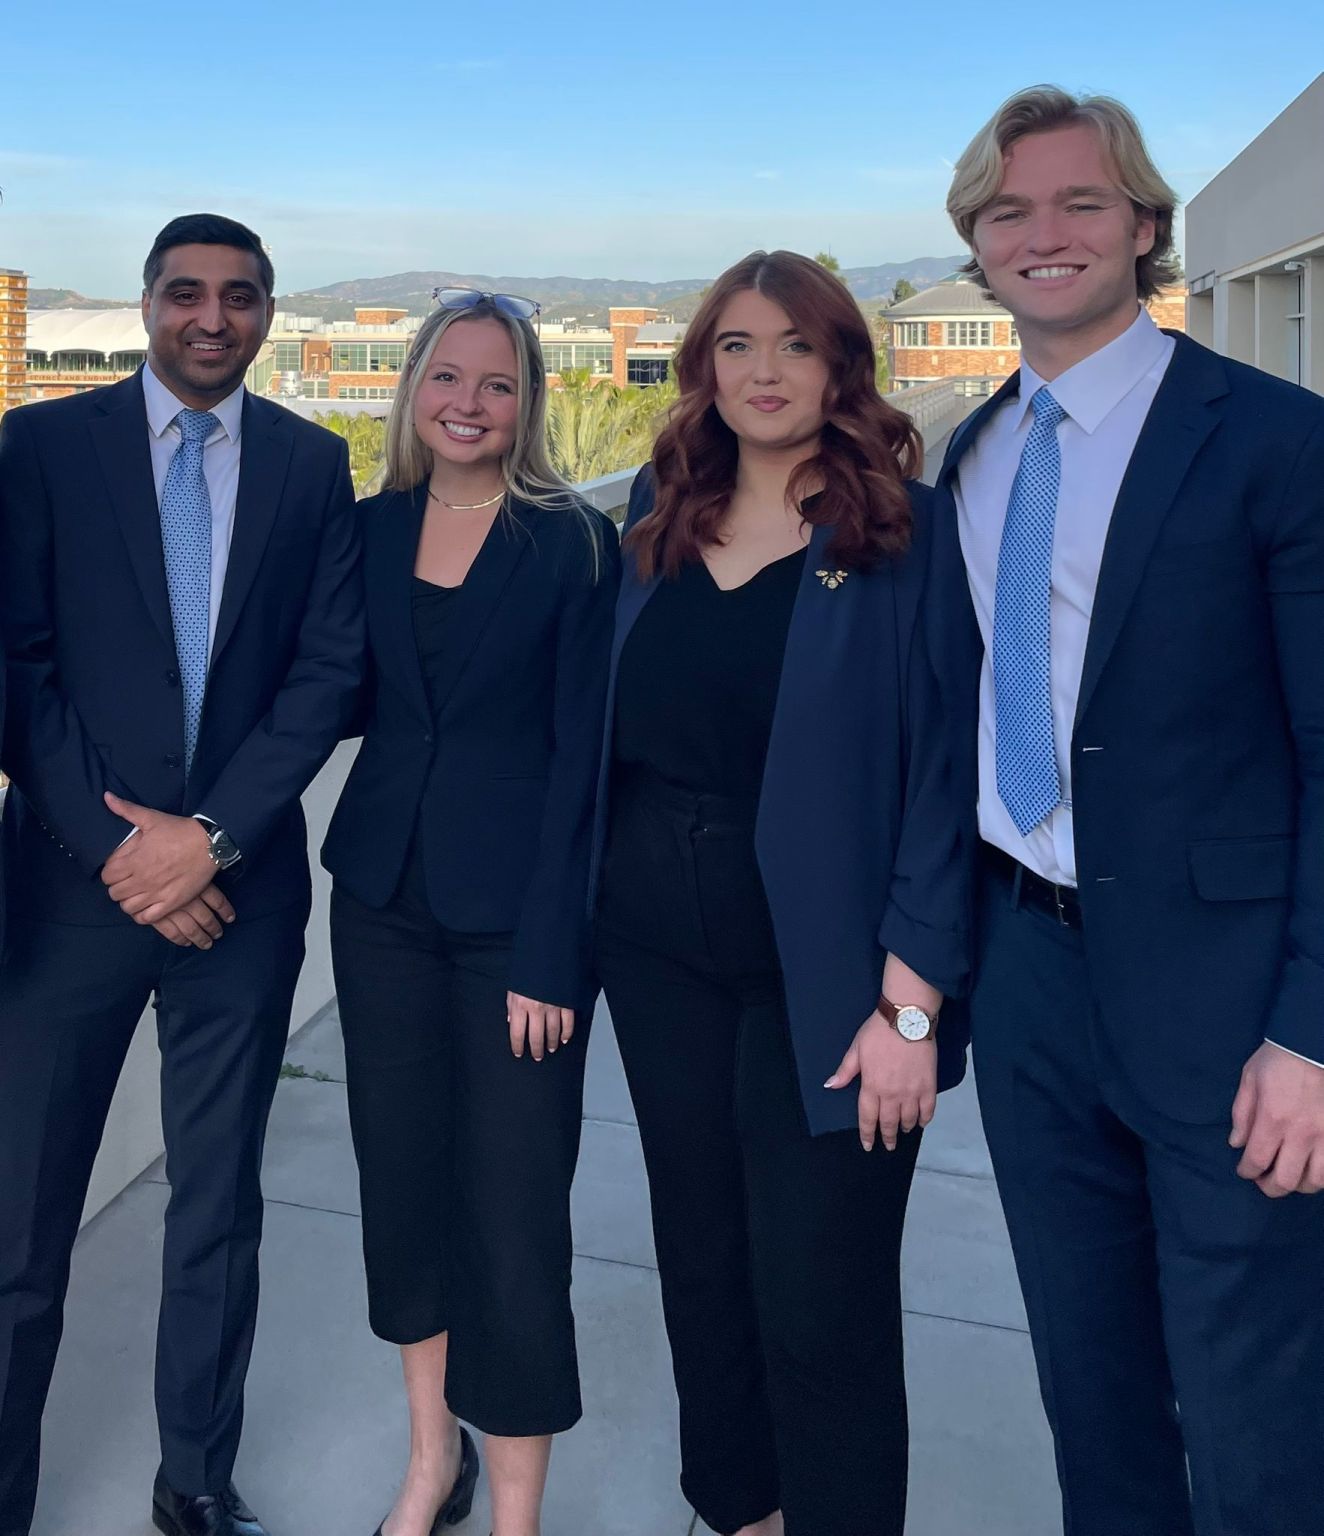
[0,370,365,925]
[931,333,1324,1120]
[322,486,621,1012]
[590,469,970,1136]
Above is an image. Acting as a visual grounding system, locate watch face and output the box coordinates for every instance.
[895,1006,932,1042]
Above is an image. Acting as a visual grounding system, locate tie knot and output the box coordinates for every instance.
[176,409,219,445]
[1030,387,1065,429]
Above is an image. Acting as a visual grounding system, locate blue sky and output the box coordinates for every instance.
[2,1,1321,295]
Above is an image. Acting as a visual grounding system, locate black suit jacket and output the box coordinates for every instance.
[0,370,365,925]
[321,485,620,1012]
[931,333,1324,1120]
[590,468,970,1135]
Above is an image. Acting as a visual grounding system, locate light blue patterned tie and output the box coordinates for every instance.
[159,408,217,773]
[993,386,1066,836]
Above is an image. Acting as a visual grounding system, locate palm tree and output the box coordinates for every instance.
[546,379,677,484]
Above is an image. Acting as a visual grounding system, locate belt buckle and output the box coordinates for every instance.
[1051,882,1069,926]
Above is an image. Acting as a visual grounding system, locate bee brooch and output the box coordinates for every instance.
[816,569,849,590]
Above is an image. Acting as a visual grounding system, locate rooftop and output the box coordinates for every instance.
[40,993,1059,1536]
[885,280,1008,319]
[26,307,147,355]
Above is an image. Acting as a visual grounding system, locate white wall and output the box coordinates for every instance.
[81,741,357,1223]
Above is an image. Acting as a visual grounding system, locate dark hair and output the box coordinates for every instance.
[143,213,275,297]
[627,250,920,581]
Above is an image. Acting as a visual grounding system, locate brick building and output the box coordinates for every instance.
[884,281,1019,388]
[884,277,1187,388]
[20,299,687,405]
[1,269,29,413]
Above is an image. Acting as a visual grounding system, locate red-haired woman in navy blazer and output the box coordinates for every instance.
[590,250,970,1536]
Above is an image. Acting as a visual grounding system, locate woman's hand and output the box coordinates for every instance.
[825,1011,938,1152]
[507,992,575,1061]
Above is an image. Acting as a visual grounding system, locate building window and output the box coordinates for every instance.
[337,385,396,400]
[542,341,614,376]
[896,322,927,347]
[627,357,670,386]
[946,321,992,347]
[1009,324,1020,347]
[369,343,405,373]
[331,343,367,373]
[330,342,404,373]
[274,341,303,372]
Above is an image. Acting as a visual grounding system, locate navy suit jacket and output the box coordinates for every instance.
[0,370,364,925]
[591,468,970,1136]
[321,486,621,1013]
[932,333,1324,1120]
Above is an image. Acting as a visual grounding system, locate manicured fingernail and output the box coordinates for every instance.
[823,1077,837,1088]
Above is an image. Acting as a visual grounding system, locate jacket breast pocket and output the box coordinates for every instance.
[1146,531,1248,578]
[1188,836,1293,901]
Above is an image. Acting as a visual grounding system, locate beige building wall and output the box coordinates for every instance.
[1185,73,1324,394]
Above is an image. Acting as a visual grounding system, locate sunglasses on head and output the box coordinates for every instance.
[430,286,542,326]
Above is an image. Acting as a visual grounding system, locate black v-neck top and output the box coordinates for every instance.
[613,548,807,797]
[411,576,462,719]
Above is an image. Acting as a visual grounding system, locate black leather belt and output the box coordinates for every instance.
[983,843,1083,929]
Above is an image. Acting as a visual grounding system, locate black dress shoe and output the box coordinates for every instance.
[152,1467,270,1536]
[370,1425,480,1535]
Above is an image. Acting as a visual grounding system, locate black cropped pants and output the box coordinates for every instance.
[596,768,920,1536]
[330,842,588,1437]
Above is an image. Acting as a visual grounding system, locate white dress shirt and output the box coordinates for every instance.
[956,310,1318,1069]
[955,307,1174,888]
[142,361,244,655]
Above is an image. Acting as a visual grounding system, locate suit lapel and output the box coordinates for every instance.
[376,484,432,724]
[767,521,836,729]
[1075,335,1229,726]
[211,394,294,664]
[89,372,175,649]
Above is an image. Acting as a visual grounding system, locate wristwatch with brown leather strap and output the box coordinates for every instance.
[877,993,938,1042]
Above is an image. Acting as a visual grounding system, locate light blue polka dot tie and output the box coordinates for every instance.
[993,386,1066,836]
[159,408,217,774]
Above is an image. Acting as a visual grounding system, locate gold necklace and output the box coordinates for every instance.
[427,484,507,511]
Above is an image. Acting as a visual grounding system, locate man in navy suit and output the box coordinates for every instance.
[0,215,362,1536]
[933,89,1324,1534]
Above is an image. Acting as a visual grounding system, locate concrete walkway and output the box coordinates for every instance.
[35,1003,1060,1536]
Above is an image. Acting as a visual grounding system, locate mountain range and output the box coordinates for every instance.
[30,256,965,323]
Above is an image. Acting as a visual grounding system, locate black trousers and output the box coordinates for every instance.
[0,903,307,1536]
[596,769,920,1536]
[972,855,1324,1536]
[329,842,587,1437]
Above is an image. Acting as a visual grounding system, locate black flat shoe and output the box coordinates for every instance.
[152,1467,270,1536]
[370,1426,480,1535]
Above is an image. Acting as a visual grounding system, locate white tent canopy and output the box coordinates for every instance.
[26,308,148,358]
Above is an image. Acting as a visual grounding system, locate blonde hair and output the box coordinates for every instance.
[946,85,1181,301]
[383,303,602,570]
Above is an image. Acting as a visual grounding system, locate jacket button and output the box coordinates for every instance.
[165,669,180,687]
[164,752,182,769]
[423,732,433,745]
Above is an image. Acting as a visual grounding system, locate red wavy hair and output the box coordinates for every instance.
[627,249,921,581]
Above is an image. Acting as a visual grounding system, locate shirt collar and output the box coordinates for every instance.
[142,360,245,445]
[1009,308,1170,436]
